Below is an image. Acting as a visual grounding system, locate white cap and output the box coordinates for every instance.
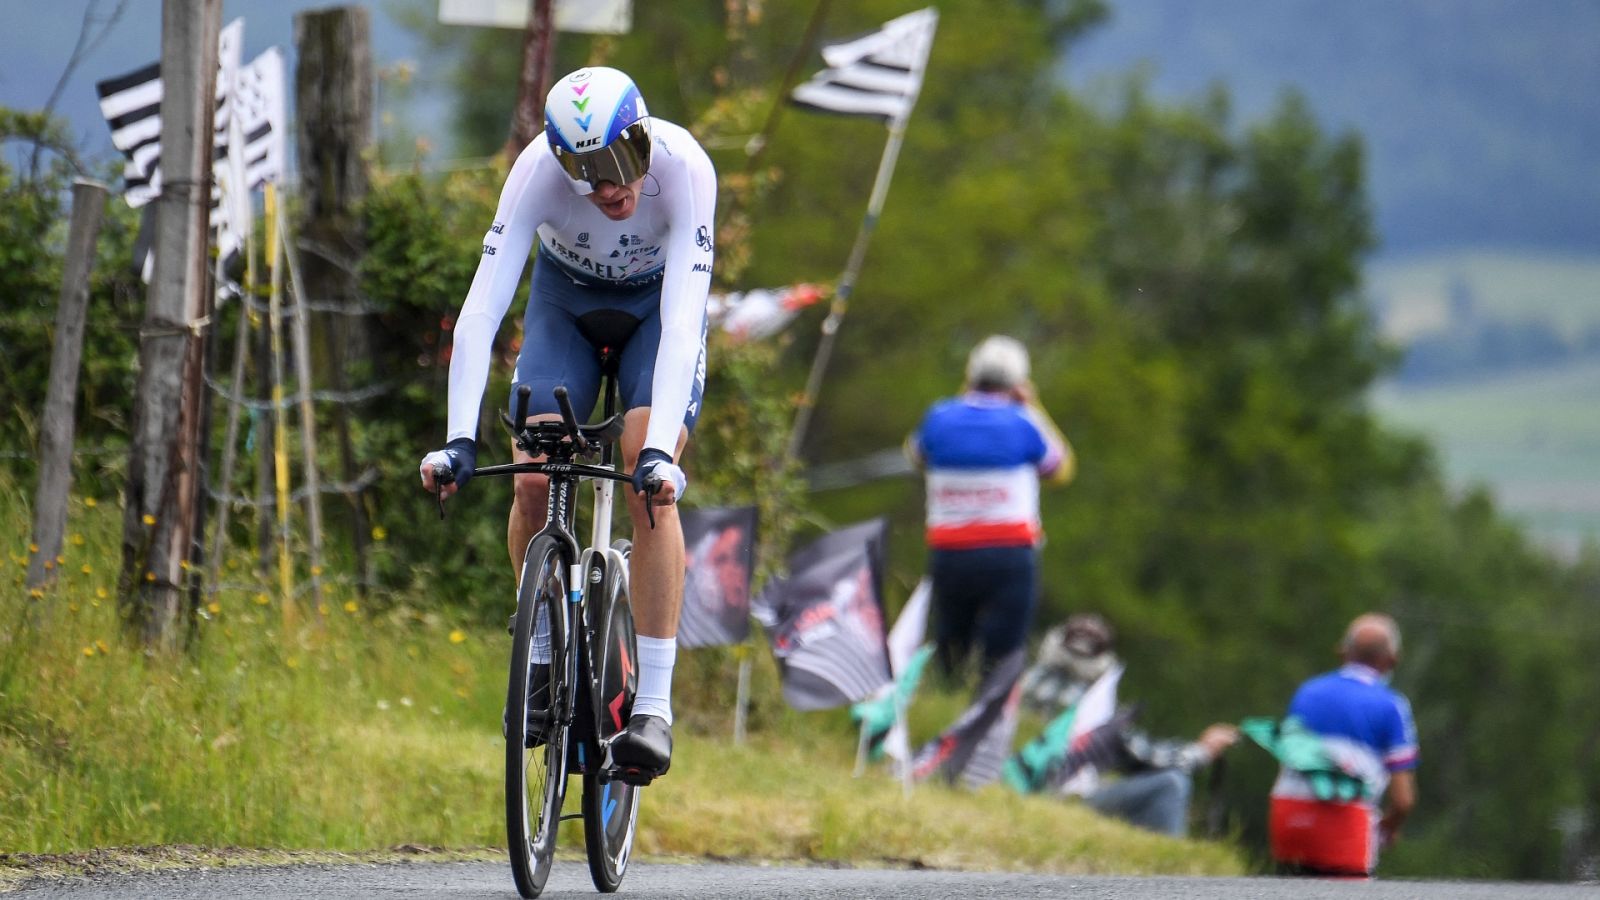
[966,335,1030,390]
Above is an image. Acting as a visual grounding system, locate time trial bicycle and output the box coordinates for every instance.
[433,351,659,897]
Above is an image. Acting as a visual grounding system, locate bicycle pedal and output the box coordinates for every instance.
[598,742,658,787]
[610,766,656,787]
[614,762,659,784]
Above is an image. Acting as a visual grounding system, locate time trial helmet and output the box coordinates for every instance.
[544,66,652,194]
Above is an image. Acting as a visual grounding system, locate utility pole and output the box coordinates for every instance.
[119,0,221,649]
[504,0,555,160]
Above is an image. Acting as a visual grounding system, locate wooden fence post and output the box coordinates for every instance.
[27,180,108,588]
[295,5,375,595]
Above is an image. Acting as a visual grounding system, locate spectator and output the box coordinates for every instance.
[906,336,1074,680]
[1007,614,1239,837]
[1066,713,1240,838]
[1267,613,1418,876]
[1020,613,1118,715]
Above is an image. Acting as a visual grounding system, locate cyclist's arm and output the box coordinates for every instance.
[445,144,556,443]
[642,134,717,458]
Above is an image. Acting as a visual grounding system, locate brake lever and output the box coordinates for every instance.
[642,475,662,530]
[431,463,454,520]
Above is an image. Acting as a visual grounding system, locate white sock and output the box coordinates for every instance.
[631,635,676,725]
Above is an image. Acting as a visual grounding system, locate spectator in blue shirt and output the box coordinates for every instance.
[1269,613,1419,876]
[906,336,1074,679]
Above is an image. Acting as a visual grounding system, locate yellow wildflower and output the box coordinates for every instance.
[449,629,466,644]
[96,639,110,654]
[207,602,221,615]
[142,515,156,526]
[371,526,388,541]
[81,565,92,575]
[96,587,108,600]
[343,600,358,613]
[84,497,98,507]
[254,593,269,605]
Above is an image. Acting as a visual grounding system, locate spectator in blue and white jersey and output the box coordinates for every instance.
[1269,613,1419,876]
[906,335,1074,679]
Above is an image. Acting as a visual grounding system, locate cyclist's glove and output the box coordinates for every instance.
[632,447,686,500]
[422,437,478,490]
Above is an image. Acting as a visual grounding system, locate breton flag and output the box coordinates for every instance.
[677,505,758,649]
[755,519,892,711]
[910,648,1027,788]
[790,7,938,124]
[95,20,286,280]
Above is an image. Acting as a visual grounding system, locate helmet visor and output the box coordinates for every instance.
[550,121,652,194]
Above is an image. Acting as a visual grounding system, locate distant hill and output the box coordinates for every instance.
[1063,0,1600,260]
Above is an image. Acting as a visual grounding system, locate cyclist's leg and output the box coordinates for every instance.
[507,260,605,570]
[620,410,691,637]
[615,300,704,646]
[605,304,705,778]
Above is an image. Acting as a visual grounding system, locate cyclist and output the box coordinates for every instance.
[420,66,716,780]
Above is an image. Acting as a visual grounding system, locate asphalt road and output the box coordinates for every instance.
[8,860,1598,899]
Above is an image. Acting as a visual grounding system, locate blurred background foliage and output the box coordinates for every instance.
[2,0,1596,881]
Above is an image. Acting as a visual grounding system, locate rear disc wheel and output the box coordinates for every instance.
[582,541,640,892]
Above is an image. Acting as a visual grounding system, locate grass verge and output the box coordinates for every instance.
[0,479,1244,881]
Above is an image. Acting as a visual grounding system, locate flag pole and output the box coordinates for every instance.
[732,646,753,745]
[895,689,914,797]
[786,110,912,462]
[785,8,937,462]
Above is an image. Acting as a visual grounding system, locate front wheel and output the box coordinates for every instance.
[507,535,571,899]
[582,540,641,892]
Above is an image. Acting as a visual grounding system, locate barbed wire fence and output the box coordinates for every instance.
[196,195,390,615]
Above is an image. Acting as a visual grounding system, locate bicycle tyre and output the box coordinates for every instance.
[507,535,571,899]
[582,540,641,892]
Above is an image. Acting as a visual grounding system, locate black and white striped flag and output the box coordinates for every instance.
[911,648,1026,788]
[95,60,164,208]
[95,19,285,281]
[95,19,245,210]
[756,518,892,711]
[790,7,937,124]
